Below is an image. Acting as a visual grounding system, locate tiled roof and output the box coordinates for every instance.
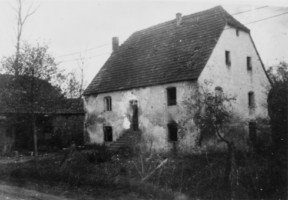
[0,74,84,114]
[84,6,249,95]
[56,98,84,114]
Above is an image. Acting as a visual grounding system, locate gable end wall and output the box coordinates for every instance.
[198,25,270,120]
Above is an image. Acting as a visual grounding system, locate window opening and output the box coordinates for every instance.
[225,51,231,66]
[247,56,252,71]
[248,91,255,109]
[104,96,112,111]
[167,87,177,106]
[168,122,178,141]
[103,126,113,142]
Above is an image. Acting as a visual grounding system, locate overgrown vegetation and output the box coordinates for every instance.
[0,138,285,200]
[267,61,288,198]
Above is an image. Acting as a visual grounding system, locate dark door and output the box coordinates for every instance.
[131,100,139,131]
[104,126,113,142]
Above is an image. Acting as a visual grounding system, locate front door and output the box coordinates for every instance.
[130,100,138,131]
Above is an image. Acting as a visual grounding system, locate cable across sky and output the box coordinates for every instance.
[57,6,288,64]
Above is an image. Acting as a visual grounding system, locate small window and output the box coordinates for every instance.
[247,57,252,71]
[215,86,223,103]
[248,91,255,108]
[225,51,231,66]
[168,122,178,142]
[249,121,257,146]
[167,87,177,106]
[236,29,239,36]
[103,126,113,142]
[104,96,112,111]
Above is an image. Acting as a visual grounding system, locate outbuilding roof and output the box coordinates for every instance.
[84,6,249,95]
[0,74,84,115]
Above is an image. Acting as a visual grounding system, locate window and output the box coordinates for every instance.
[168,122,178,142]
[104,96,112,111]
[236,29,239,36]
[248,91,255,108]
[167,87,177,106]
[247,56,252,71]
[249,121,257,146]
[215,86,223,102]
[225,51,231,66]
[103,126,113,142]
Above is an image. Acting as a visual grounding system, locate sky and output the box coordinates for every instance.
[0,0,287,88]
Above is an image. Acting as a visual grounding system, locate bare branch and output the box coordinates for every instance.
[141,158,168,182]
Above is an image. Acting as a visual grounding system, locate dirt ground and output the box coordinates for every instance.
[0,181,148,200]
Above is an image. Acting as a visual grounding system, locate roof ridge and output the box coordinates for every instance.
[133,5,224,36]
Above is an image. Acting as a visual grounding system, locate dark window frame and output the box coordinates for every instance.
[103,126,113,142]
[104,96,112,111]
[225,51,231,66]
[248,91,255,109]
[236,29,239,36]
[215,86,223,103]
[247,56,252,71]
[168,122,178,142]
[167,87,177,106]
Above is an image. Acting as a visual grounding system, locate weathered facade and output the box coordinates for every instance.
[83,6,271,152]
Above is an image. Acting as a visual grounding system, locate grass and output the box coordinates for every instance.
[0,147,286,200]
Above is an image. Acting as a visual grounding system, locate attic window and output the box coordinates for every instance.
[225,51,231,67]
[168,122,178,142]
[247,56,252,71]
[104,96,112,111]
[103,126,113,142]
[236,29,239,36]
[167,87,177,106]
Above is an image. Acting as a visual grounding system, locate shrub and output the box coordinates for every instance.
[83,144,112,163]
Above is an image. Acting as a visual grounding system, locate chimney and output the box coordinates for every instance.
[112,37,119,52]
[176,13,182,26]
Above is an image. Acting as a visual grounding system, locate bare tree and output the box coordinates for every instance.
[11,0,38,75]
[61,54,86,98]
[1,43,64,168]
[77,54,86,97]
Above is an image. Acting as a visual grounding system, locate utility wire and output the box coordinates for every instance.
[56,6,268,60]
[245,10,288,25]
[231,6,268,16]
[224,9,288,30]
[55,43,110,58]
[58,52,110,63]
[58,9,288,63]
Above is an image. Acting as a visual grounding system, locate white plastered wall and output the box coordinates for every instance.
[84,81,199,152]
[198,25,270,121]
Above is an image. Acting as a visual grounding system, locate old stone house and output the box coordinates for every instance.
[83,6,271,152]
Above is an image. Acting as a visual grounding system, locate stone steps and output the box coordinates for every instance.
[107,130,141,151]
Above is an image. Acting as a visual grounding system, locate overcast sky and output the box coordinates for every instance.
[0,0,287,87]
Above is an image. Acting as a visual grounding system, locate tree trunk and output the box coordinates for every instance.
[32,115,38,168]
[229,144,237,200]
[224,143,237,200]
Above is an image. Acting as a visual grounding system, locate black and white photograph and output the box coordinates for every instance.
[0,0,287,199]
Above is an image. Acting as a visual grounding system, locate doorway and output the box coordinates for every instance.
[130,100,139,131]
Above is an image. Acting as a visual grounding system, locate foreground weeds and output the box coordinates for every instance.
[0,146,286,200]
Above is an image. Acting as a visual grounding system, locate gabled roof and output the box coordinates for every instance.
[84,6,249,95]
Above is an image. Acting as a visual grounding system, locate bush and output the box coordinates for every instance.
[83,144,112,163]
